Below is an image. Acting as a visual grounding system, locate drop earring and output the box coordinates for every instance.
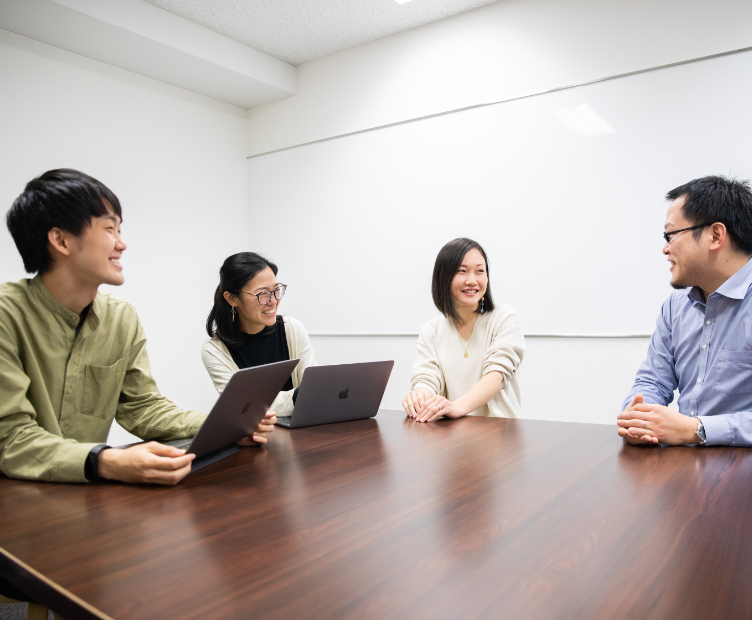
[480,297,485,314]
[231,306,236,322]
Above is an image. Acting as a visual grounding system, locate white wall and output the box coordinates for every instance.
[310,336,654,424]
[0,28,250,444]
[247,0,752,155]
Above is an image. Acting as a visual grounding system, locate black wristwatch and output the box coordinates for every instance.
[695,419,707,446]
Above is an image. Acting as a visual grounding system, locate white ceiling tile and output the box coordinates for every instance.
[144,0,500,65]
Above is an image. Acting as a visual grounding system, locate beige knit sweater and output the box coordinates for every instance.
[411,306,525,418]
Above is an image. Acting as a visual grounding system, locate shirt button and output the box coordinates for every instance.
[706,320,712,325]
[697,378,702,384]
[702,344,707,350]
[68,388,72,394]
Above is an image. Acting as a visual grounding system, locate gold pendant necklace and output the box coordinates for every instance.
[458,334,470,358]
[456,317,476,358]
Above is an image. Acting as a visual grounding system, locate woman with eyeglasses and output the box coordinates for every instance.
[202,252,316,418]
[402,238,525,422]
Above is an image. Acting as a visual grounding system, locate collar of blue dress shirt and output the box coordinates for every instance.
[687,256,752,304]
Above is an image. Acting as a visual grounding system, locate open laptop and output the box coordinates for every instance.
[276,360,393,429]
[166,358,299,472]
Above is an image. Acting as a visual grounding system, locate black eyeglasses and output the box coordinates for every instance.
[240,285,287,305]
[663,223,714,244]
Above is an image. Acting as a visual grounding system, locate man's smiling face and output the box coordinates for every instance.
[68,207,127,288]
[663,195,707,290]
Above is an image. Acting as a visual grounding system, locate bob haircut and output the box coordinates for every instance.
[431,237,495,322]
[206,252,278,347]
[666,175,752,255]
[6,169,123,274]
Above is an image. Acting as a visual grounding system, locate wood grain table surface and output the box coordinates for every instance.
[1,410,751,620]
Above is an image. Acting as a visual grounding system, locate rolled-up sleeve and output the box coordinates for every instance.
[411,323,444,397]
[482,309,525,388]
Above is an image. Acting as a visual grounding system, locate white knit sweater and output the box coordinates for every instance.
[201,316,316,417]
[410,306,525,418]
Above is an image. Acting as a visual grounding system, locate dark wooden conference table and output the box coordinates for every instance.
[1,410,751,620]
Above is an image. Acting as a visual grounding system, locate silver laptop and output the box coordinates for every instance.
[167,359,299,471]
[276,361,393,429]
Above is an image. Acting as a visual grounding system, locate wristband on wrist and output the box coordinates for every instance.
[85,444,111,481]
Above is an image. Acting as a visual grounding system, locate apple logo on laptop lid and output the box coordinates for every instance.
[241,402,253,414]
[339,388,349,400]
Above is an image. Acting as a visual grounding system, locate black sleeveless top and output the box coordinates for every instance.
[227,316,294,392]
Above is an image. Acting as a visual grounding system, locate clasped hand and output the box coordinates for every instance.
[616,395,699,445]
[402,388,465,422]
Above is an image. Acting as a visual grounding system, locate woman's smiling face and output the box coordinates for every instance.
[450,248,488,312]
[229,267,281,334]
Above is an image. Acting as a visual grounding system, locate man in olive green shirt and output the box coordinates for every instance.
[0,169,275,485]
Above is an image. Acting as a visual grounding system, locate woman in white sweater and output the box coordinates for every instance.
[403,238,525,422]
[202,252,316,418]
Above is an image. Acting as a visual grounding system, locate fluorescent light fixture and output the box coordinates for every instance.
[555,104,615,137]
[394,0,414,4]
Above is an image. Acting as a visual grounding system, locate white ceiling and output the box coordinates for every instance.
[145,0,501,66]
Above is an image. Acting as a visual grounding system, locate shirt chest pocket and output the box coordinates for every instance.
[81,359,127,418]
[713,350,752,395]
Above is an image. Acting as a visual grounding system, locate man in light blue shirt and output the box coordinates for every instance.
[619,176,752,446]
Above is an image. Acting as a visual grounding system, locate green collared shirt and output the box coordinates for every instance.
[0,276,206,482]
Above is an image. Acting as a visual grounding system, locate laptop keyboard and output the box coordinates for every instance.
[276,416,292,427]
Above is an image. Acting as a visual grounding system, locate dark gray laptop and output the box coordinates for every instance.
[276,360,393,429]
[168,359,299,471]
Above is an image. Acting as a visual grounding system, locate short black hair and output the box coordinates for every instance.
[666,175,752,255]
[206,252,279,347]
[6,169,123,274]
[431,237,495,322]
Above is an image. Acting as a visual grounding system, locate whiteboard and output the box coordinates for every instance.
[247,49,752,335]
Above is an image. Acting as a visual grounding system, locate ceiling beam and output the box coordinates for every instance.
[0,0,297,109]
